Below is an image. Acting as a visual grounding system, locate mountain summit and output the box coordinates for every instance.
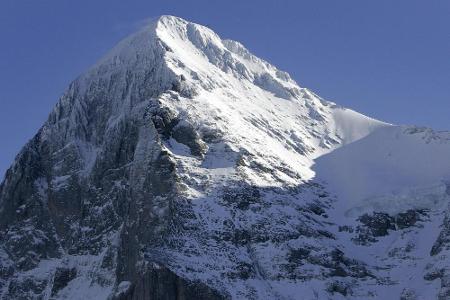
[2,15,450,299]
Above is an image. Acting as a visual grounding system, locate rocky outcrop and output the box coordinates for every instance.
[351,210,426,245]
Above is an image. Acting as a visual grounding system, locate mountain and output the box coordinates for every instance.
[1,15,450,300]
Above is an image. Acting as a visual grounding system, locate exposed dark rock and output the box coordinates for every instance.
[51,267,77,296]
[284,247,372,281]
[227,262,255,280]
[354,210,426,245]
[400,288,418,300]
[338,225,354,233]
[432,212,450,256]
[307,202,326,216]
[222,185,261,211]
[358,212,395,237]
[288,248,311,264]
[5,277,48,299]
[326,280,352,296]
[424,269,444,281]
[395,210,425,230]
[113,265,229,300]
[171,120,207,156]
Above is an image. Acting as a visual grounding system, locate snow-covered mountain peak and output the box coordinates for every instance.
[92,15,314,104]
[4,15,450,300]
[60,15,388,188]
[152,15,299,98]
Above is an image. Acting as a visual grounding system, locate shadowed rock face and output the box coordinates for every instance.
[0,18,225,299]
[352,210,426,245]
[113,265,228,300]
[51,267,77,296]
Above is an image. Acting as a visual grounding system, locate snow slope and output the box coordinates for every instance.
[314,126,450,216]
[152,15,388,185]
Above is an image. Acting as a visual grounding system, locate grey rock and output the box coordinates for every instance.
[112,265,228,300]
[51,268,77,297]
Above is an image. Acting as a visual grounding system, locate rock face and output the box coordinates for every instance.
[112,265,228,300]
[1,15,450,299]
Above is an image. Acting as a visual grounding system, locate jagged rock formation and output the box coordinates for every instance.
[1,16,450,299]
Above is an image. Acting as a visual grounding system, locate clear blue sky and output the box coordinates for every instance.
[0,0,449,177]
